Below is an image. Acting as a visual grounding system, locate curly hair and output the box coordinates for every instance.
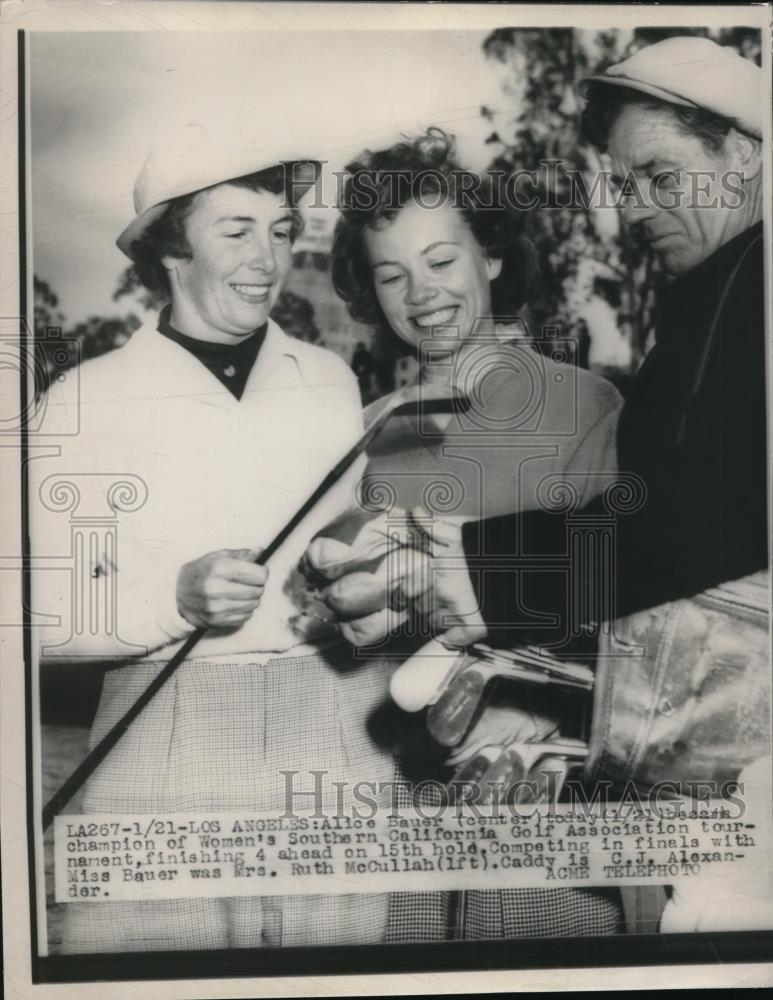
[580,82,737,154]
[129,165,305,299]
[331,128,537,355]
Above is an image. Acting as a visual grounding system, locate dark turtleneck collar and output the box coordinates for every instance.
[157,304,268,400]
[675,220,763,290]
[655,220,763,347]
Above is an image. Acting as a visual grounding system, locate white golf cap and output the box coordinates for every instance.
[117,121,322,258]
[578,36,763,139]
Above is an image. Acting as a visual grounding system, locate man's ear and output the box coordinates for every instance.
[729,129,762,181]
[485,257,503,282]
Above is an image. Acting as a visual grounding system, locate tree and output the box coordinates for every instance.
[113,264,165,312]
[67,314,142,364]
[33,273,142,397]
[269,289,321,344]
[481,28,664,373]
[33,276,65,337]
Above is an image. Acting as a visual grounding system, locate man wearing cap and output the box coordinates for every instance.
[34,126,396,950]
[460,34,768,637]
[307,36,769,930]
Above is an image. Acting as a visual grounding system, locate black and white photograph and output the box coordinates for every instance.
[1,1,772,995]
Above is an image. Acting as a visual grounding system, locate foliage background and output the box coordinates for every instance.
[33,26,761,402]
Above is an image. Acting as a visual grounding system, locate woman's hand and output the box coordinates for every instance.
[304,508,416,646]
[309,507,487,648]
[176,548,268,629]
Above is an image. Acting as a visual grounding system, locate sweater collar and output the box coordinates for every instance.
[157,303,267,363]
[123,313,305,407]
[156,304,267,400]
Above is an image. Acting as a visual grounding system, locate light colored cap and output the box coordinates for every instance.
[578,36,763,139]
[117,121,321,258]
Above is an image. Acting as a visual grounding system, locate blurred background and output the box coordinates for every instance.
[32,25,761,405]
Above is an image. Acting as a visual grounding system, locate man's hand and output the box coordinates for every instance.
[307,507,487,648]
[176,548,268,629]
[399,512,487,648]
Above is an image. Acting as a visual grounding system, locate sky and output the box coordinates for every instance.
[30,29,504,324]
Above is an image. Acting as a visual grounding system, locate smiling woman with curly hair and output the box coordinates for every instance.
[332,128,537,360]
[303,128,627,941]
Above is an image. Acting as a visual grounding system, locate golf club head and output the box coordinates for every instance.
[389,395,471,418]
[426,663,492,747]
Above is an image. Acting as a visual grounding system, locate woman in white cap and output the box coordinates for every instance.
[35,125,398,951]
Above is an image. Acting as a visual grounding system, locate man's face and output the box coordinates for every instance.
[165,183,294,342]
[608,105,744,276]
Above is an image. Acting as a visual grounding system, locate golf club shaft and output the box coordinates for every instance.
[42,392,466,829]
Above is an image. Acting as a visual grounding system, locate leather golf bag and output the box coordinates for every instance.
[583,569,770,791]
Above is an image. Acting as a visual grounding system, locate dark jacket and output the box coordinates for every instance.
[462,222,767,648]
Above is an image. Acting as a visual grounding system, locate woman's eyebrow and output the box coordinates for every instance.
[214,214,255,223]
[421,241,460,254]
[213,213,295,226]
[372,241,461,267]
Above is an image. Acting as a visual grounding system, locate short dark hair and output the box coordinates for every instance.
[129,165,305,299]
[580,82,736,154]
[331,128,537,355]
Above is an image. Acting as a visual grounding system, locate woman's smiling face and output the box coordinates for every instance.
[164,182,294,343]
[364,198,502,357]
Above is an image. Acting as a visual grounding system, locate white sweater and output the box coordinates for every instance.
[31,315,365,663]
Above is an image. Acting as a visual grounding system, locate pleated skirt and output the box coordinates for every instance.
[61,645,395,952]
